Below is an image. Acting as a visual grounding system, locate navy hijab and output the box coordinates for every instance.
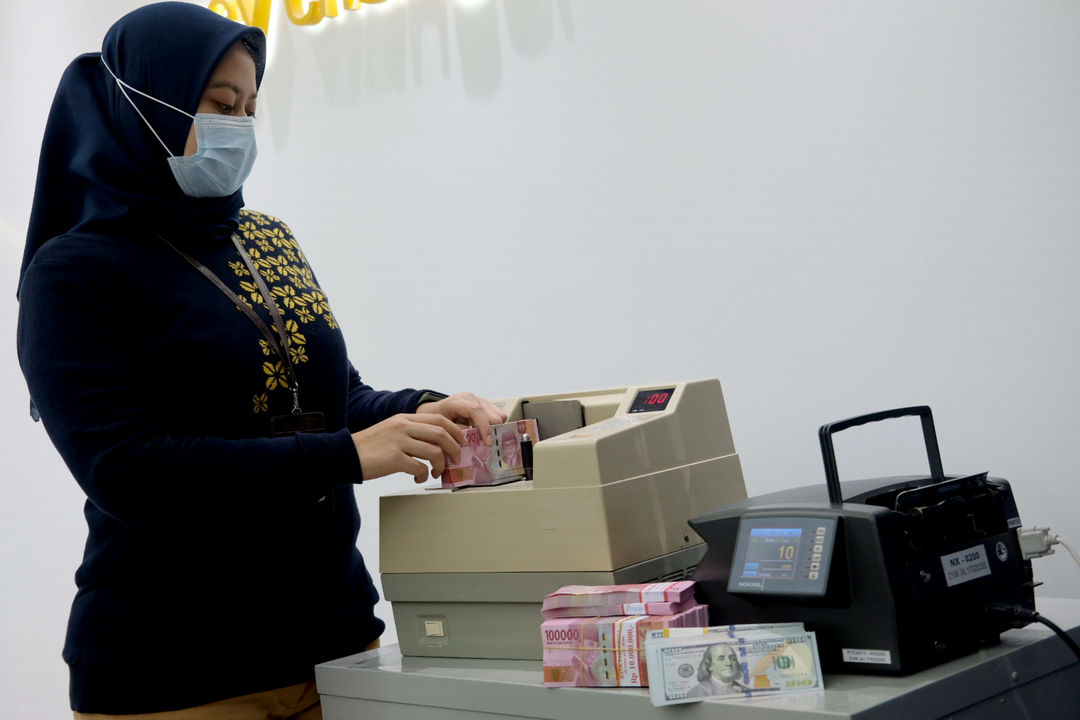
[18,1,266,299]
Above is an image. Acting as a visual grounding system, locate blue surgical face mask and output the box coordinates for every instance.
[101,57,258,198]
[167,114,257,198]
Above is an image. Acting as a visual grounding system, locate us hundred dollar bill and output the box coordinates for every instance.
[650,622,807,640]
[645,631,824,706]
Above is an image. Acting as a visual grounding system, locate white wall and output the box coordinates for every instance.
[3,1,1079,715]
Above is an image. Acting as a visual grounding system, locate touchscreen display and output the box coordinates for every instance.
[727,516,837,596]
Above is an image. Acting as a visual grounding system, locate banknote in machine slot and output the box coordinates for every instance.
[440,419,539,490]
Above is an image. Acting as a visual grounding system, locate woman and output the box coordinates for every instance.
[16,3,504,717]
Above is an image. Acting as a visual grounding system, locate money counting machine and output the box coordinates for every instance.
[379,379,747,660]
[691,406,1037,674]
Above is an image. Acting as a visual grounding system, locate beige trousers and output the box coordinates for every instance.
[74,638,381,720]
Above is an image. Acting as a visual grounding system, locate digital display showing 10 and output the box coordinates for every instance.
[741,528,802,580]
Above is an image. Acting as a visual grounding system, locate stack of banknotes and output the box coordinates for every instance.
[441,418,539,489]
[541,581,698,618]
[644,623,825,705]
[541,582,709,688]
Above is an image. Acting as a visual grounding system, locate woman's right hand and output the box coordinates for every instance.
[351,413,466,483]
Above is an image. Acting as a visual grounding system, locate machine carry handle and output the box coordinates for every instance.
[818,406,945,505]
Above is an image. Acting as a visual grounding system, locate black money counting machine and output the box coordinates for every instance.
[691,405,1037,674]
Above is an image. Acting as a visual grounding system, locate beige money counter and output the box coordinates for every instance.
[379,379,747,660]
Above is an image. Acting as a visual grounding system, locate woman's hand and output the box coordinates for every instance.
[351,413,467,483]
[416,392,508,445]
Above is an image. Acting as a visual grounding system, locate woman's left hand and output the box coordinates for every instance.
[417,392,508,445]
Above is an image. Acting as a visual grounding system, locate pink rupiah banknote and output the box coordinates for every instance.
[441,419,539,489]
[542,599,698,619]
[542,582,697,612]
[542,605,709,687]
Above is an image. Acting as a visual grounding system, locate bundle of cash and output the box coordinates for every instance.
[441,418,538,489]
[542,599,696,619]
[650,622,807,640]
[644,626,824,706]
[542,605,709,688]
[542,581,696,613]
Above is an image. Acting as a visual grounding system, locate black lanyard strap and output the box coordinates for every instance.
[159,233,304,414]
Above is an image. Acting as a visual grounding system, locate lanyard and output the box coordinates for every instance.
[159,233,304,414]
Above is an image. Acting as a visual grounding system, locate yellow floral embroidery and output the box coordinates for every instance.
[263,361,289,390]
[272,285,299,309]
[239,280,265,307]
[266,227,287,247]
[234,210,338,415]
[257,255,284,282]
[303,291,330,315]
[284,320,306,347]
